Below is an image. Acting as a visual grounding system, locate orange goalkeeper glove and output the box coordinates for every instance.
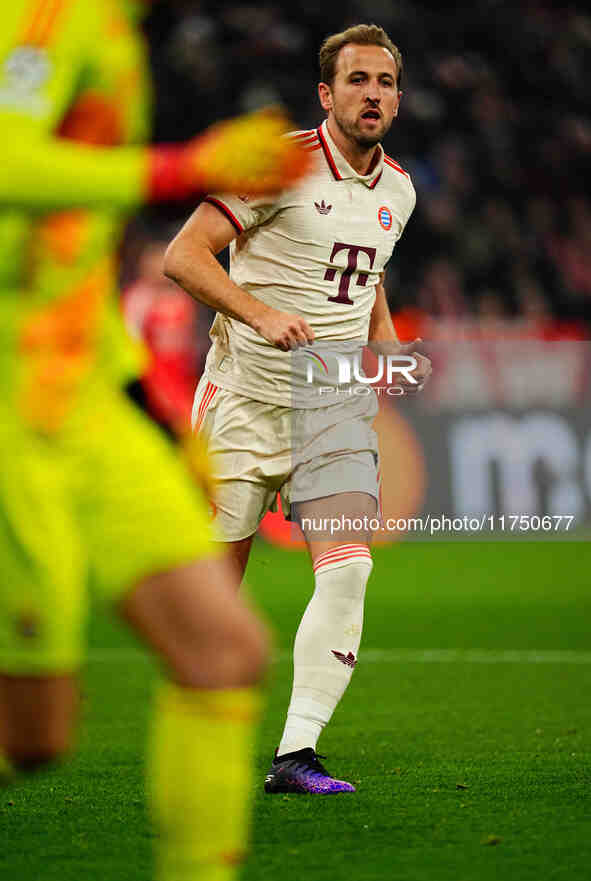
[148,107,312,202]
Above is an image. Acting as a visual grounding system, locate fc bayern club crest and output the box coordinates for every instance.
[378,205,393,230]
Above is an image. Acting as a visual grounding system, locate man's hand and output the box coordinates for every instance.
[187,108,313,196]
[369,338,432,394]
[252,307,315,351]
[149,107,313,202]
[393,339,432,394]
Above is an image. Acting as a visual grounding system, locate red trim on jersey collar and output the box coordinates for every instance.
[316,121,383,188]
[316,124,342,181]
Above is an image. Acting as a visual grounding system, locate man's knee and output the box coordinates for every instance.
[176,614,270,690]
[122,554,271,691]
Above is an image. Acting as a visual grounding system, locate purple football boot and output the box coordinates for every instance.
[264,748,355,794]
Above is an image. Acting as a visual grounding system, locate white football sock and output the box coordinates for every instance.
[277,544,373,756]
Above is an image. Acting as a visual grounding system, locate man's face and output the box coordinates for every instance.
[319,44,401,148]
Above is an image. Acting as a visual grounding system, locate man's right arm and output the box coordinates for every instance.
[164,202,314,352]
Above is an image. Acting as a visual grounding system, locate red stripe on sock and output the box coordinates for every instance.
[314,544,369,564]
[313,545,371,572]
[314,553,372,573]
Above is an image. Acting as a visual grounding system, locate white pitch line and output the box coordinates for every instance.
[86,648,591,665]
[359,649,591,664]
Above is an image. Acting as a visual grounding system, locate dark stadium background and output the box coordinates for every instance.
[125,0,591,332]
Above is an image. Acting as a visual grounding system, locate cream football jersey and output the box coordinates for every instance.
[202,119,416,407]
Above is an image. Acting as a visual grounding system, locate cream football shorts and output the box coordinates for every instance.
[192,375,380,541]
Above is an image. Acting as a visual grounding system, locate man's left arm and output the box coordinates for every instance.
[368,274,401,343]
[368,274,431,392]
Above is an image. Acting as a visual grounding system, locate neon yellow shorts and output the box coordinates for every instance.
[0,380,217,675]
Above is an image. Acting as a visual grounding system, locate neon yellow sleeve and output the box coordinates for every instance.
[0,124,148,210]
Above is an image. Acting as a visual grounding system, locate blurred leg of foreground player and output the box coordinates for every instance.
[0,382,270,881]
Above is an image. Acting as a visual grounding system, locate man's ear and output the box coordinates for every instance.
[318,82,332,112]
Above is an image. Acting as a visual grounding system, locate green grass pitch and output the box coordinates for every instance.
[1,539,590,880]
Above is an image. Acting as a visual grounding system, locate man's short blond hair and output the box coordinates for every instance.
[319,24,403,89]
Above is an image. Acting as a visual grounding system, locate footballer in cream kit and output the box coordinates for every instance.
[192,119,417,542]
[199,119,416,409]
[170,24,432,795]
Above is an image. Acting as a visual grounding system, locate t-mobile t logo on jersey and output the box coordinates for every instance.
[324,242,377,305]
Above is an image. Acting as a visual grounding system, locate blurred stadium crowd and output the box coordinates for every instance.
[121,1,591,426]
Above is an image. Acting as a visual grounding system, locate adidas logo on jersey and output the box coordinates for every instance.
[315,199,332,215]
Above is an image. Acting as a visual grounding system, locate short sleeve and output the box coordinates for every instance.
[203,193,280,236]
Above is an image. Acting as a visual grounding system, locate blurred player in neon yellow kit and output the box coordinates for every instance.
[0,2,310,879]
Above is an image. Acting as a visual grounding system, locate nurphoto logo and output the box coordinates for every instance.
[303,349,418,394]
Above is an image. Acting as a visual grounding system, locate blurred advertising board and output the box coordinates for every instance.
[259,320,591,546]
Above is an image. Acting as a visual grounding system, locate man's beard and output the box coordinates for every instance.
[333,107,389,149]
